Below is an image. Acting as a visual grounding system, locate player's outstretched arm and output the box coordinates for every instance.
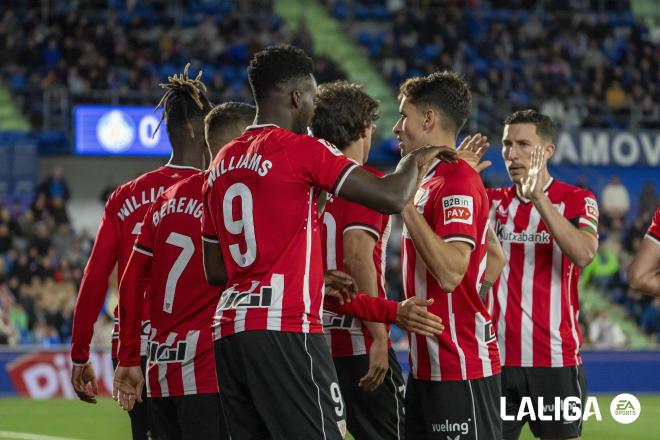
[338,145,456,214]
[203,241,228,286]
[326,295,444,337]
[628,237,660,296]
[70,204,119,403]
[523,146,597,268]
[117,248,152,368]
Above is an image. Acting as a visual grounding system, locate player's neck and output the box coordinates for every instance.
[342,141,364,165]
[253,106,294,132]
[426,133,456,150]
[168,147,205,171]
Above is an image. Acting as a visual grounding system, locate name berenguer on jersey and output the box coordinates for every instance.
[207,151,274,188]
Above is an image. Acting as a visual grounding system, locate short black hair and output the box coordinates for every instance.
[312,81,379,150]
[398,71,472,134]
[504,109,556,144]
[204,102,256,142]
[155,63,213,140]
[247,45,314,101]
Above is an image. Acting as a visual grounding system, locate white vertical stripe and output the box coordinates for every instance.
[401,235,409,299]
[468,380,479,440]
[267,273,284,331]
[158,332,178,397]
[350,333,366,355]
[520,206,541,366]
[410,334,418,378]
[213,299,224,340]
[448,292,467,380]
[475,312,493,377]
[567,265,581,365]
[379,217,392,297]
[323,212,337,270]
[496,198,519,364]
[550,227,565,367]
[388,368,402,440]
[304,334,328,440]
[302,189,314,333]
[413,248,441,380]
[181,330,199,395]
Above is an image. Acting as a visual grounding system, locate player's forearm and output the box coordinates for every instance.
[338,155,419,214]
[343,254,389,340]
[484,225,505,284]
[627,239,660,296]
[325,294,398,324]
[533,194,597,268]
[402,206,468,291]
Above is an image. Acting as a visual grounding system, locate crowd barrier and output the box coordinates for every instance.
[1,347,659,398]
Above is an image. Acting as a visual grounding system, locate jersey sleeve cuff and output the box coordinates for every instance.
[133,244,153,257]
[71,359,90,366]
[444,234,476,249]
[343,223,380,240]
[646,232,660,246]
[331,163,359,196]
[385,300,398,324]
[202,234,220,244]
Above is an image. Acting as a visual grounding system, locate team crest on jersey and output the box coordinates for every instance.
[442,195,473,225]
[585,197,599,220]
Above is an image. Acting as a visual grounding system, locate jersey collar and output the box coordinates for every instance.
[164,162,202,172]
[245,123,280,131]
[515,177,554,203]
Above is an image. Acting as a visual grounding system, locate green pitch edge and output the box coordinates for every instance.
[274,0,398,141]
[0,87,30,131]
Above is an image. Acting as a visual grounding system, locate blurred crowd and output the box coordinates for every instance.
[327,0,659,136]
[0,0,345,128]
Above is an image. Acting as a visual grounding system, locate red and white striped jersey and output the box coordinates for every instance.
[402,159,500,382]
[71,164,199,363]
[646,207,660,245]
[118,173,218,397]
[201,125,357,339]
[487,179,599,368]
[321,165,393,357]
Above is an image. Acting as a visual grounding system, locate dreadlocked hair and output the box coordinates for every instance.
[154,63,212,140]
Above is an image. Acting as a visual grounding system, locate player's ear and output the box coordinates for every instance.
[423,108,435,131]
[291,89,302,109]
[544,143,555,160]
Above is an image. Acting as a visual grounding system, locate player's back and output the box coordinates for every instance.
[403,159,500,381]
[137,172,218,397]
[203,124,356,337]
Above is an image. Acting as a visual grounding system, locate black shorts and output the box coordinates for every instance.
[405,373,501,440]
[113,356,153,440]
[333,349,405,440]
[214,331,346,440]
[501,365,587,440]
[149,393,227,440]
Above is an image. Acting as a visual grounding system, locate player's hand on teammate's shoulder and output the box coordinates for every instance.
[411,145,457,169]
[396,297,444,337]
[324,270,358,305]
[113,366,145,411]
[457,133,492,173]
[71,363,99,404]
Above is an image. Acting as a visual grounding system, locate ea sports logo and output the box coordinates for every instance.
[610,393,640,424]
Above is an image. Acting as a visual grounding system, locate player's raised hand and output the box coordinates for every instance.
[521,145,545,200]
[457,133,492,173]
[71,363,99,404]
[324,270,358,305]
[113,366,144,411]
[395,297,444,337]
[358,338,388,391]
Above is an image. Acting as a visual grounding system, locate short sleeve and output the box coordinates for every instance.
[133,205,156,257]
[646,208,660,245]
[431,180,481,249]
[341,200,384,241]
[567,189,599,237]
[288,135,358,195]
[201,180,219,244]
